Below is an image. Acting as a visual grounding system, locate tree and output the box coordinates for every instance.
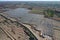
[44,9,54,17]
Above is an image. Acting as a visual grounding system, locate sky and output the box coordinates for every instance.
[0,0,60,1]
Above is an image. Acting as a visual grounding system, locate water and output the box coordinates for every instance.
[4,8,53,36]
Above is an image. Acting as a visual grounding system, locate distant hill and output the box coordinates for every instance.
[0,1,60,8]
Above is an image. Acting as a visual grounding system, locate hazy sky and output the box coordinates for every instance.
[0,0,60,1]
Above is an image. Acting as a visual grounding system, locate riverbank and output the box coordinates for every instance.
[1,14,52,40]
[2,8,60,40]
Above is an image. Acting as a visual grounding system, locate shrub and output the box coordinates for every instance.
[44,9,54,17]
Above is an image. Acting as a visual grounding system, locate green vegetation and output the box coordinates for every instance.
[30,9,43,14]
[44,9,54,17]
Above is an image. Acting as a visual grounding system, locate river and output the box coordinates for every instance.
[3,8,54,37]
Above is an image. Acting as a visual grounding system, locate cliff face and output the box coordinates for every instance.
[0,14,29,40]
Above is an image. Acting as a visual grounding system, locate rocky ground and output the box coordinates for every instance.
[0,14,29,40]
